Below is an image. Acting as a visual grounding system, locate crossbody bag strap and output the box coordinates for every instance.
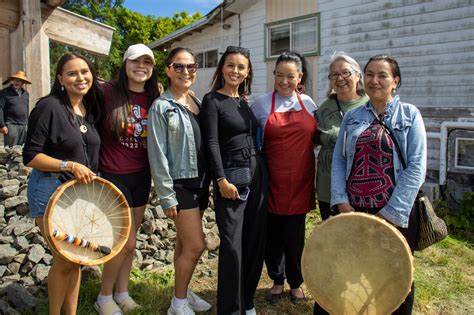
[379,119,407,169]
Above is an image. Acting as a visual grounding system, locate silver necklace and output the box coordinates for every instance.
[230,95,241,107]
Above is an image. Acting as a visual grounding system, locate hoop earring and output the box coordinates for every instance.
[296,84,305,94]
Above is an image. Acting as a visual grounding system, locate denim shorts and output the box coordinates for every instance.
[27,169,62,218]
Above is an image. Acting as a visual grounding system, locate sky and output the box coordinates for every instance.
[122,0,222,18]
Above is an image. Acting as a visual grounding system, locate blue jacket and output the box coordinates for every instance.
[331,95,427,228]
[147,90,200,209]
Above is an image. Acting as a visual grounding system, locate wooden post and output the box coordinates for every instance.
[20,0,50,109]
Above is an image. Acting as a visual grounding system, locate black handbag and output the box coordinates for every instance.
[380,119,448,250]
[223,167,252,188]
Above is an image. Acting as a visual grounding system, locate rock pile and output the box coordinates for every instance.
[0,146,220,313]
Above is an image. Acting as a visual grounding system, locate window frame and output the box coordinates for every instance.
[195,48,218,69]
[264,13,320,61]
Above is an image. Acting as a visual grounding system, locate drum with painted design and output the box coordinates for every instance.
[44,177,131,265]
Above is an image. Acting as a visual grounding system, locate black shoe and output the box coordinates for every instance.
[265,291,283,304]
[289,289,306,304]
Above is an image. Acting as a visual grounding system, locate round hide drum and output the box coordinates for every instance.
[44,177,131,266]
[302,212,413,315]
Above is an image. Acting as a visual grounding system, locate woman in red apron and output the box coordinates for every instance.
[252,51,317,303]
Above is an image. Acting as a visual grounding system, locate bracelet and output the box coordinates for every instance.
[216,177,225,183]
[59,160,68,171]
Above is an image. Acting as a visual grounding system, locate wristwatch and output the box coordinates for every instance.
[60,160,68,171]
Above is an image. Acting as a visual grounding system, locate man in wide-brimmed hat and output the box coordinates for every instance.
[1,70,31,147]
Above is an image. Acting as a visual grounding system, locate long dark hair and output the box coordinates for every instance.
[46,53,103,124]
[164,47,196,89]
[210,47,253,96]
[108,58,160,139]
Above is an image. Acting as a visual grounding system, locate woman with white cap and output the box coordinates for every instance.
[95,44,161,315]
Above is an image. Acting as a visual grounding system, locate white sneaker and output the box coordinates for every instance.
[167,301,195,315]
[246,307,257,315]
[187,289,212,312]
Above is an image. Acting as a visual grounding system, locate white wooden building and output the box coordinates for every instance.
[149,0,474,202]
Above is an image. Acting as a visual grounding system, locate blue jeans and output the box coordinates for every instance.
[27,169,62,218]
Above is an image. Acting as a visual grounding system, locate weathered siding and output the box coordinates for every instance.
[266,0,318,23]
[318,0,474,174]
[169,15,240,100]
[240,0,266,99]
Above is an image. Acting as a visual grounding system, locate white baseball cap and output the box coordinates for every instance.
[123,44,156,64]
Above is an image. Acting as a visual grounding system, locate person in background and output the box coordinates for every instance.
[0,71,31,146]
[148,47,211,315]
[24,53,103,315]
[251,51,317,304]
[95,44,160,315]
[325,54,426,315]
[201,46,268,315]
[314,52,368,220]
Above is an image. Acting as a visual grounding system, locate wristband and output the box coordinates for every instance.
[60,160,68,171]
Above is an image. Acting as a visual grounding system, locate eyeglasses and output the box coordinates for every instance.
[225,46,250,57]
[328,70,353,80]
[168,63,198,73]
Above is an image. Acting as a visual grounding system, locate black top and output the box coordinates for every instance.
[23,95,100,172]
[0,86,29,127]
[174,109,210,189]
[201,91,259,180]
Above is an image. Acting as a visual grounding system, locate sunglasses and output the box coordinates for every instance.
[168,63,198,73]
[226,46,250,57]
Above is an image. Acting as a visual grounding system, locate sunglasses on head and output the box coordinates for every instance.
[168,63,198,73]
[225,46,250,56]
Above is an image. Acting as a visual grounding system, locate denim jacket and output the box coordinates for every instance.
[147,90,200,209]
[331,95,427,228]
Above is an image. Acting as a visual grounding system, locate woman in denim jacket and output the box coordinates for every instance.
[148,47,211,315]
[330,55,426,314]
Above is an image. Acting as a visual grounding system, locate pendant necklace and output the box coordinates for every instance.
[78,115,88,133]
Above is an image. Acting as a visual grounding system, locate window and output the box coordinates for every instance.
[266,13,320,59]
[455,138,474,170]
[196,49,218,69]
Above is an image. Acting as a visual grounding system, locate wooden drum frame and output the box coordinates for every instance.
[302,212,413,314]
[44,177,131,266]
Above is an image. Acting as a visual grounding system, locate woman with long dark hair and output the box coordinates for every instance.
[24,53,103,315]
[148,47,211,315]
[201,46,268,315]
[95,44,160,315]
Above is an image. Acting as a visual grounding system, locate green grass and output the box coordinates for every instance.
[28,216,473,315]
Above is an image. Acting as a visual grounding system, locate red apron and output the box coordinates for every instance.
[263,91,317,215]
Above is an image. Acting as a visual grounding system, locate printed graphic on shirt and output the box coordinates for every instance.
[120,104,148,149]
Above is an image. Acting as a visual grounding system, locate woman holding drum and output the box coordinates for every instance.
[24,53,103,315]
[326,55,426,314]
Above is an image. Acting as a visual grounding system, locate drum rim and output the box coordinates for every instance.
[302,212,413,314]
[43,176,131,266]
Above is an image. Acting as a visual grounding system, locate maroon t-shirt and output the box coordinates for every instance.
[347,119,396,209]
[99,83,152,174]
